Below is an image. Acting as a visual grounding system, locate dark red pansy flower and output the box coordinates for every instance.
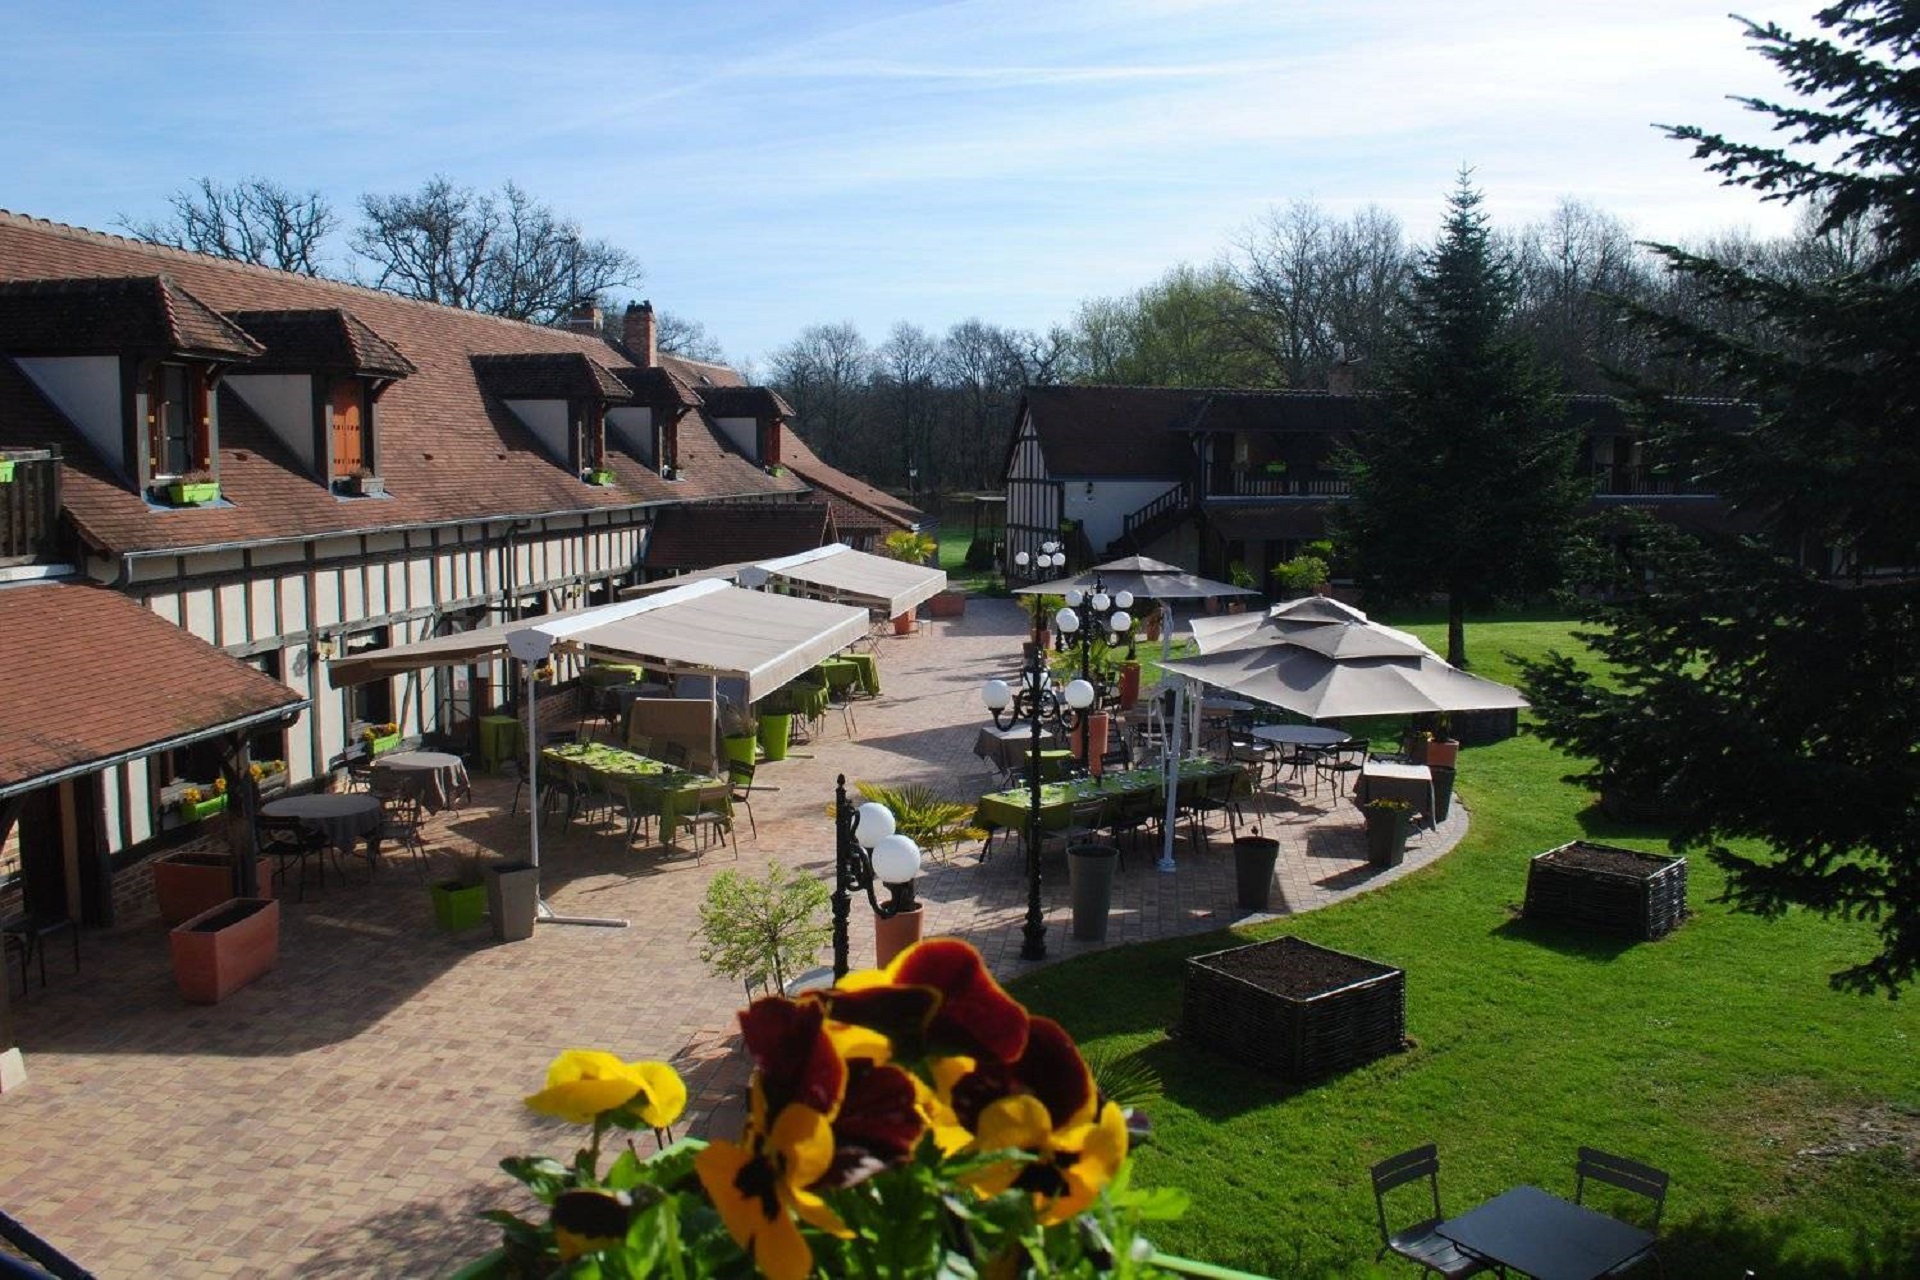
[889,939,1030,1064]
[818,1060,926,1189]
[813,984,940,1053]
[739,996,846,1118]
[1008,1018,1095,1131]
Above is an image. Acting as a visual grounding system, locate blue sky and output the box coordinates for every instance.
[2,0,1822,366]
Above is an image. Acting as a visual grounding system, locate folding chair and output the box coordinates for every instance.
[1315,740,1368,797]
[1575,1147,1669,1277]
[1369,1144,1494,1277]
[372,782,428,876]
[258,814,333,900]
[726,760,759,841]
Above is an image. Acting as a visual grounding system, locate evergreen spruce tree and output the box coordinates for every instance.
[1339,172,1582,668]
[1522,2,1920,994]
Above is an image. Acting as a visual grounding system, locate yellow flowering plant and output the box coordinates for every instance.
[462,939,1187,1279]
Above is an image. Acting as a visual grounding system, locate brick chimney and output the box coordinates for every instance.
[624,300,656,367]
[565,301,602,335]
[1327,349,1361,397]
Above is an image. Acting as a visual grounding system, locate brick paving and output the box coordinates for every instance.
[0,598,1466,1278]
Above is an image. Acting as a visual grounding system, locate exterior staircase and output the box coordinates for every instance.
[1108,480,1194,557]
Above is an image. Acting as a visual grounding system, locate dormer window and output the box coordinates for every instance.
[658,418,680,480]
[148,361,210,478]
[329,378,371,479]
[573,400,607,475]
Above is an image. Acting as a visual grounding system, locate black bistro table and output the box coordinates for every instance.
[1437,1185,1655,1280]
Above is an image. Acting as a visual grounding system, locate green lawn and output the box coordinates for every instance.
[1012,612,1920,1279]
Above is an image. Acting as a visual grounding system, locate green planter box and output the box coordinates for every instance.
[758,713,792,762]
[431,881,488,931]
[179,792,229,824]
[722,734,759,769]
[167,480,220,506]
[587,468,615,486]
[0,459,14,483]
[367,733,402,756]
[478,714,523,773]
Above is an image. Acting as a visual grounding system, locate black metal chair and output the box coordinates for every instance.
[674,782,739,860]
[371,781,428,875]
[1315,740,1368,797]
[2,912,79,998]
[1575,1147,1669,1277]
[726,760,759,841]
[1370,1144,1495,1278]
[257,814,332,900]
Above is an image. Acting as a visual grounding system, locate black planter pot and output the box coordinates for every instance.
[1430,765,1456,824]
[1067,844,1119,941]
[1232,835,1280,911]
[1363,806,1410,867]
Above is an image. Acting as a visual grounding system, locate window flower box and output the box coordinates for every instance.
[166,479,221,507]
[0,459,13,483]
[178,791,228,824]
[340,471,385,497]
[368,733,401,756]
[586,468,616,486]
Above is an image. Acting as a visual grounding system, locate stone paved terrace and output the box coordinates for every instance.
[0,598,1465,1278]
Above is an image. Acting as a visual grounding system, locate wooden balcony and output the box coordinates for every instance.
[1219,468,1351,498]
[0,448,65,566]
[1592,465,1710,497]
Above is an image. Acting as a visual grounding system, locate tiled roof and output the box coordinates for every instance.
[644,499,836,570]
[615,364,703,412]
[0,581,304,795]
[658,353,744,388]
[0,210,805,554]
[226,308,416,377]
[0,274,263,359]
[473,351,631,402]
[697,385,795,419]
[1014,385,1199,479]
[780,430,926,532]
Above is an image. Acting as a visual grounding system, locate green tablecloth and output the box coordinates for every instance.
[582,663,648,688]
[760,682,829,719]
[815,658,861,694]
[479,715,523,773]
[844,652,880,695]
[973,759,1247,832]
[544,743,730,837]
[1024,747,1075,781]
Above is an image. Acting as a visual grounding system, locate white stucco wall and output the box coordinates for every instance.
[1061,478,1182,557]
[227,373,315,471]
[504,399,571,466]
[608,406,653,461]
[714,415,756,459]
[17,356,122,465]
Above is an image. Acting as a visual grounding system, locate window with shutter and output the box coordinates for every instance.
[331,379,368,477]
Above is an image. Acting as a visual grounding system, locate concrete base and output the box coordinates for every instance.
[0,1046,27,1094]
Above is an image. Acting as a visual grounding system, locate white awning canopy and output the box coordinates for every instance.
[739,544,946,617]
[328,580,869,701]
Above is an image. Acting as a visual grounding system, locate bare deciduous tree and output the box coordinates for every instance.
[121,177,336,276]
[655,310,726,362]
[351,177,641,324]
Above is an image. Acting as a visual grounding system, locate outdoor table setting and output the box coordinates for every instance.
[973,758,1248,834]
[260,792,383,857]
[972,720,1067,775]
[371,750,469,812]
[1354,759,1436,824]
[1248,723,1351,748]
[543,742,729,843]
[814,656,863,695]
[1435,1184,1656,1280]
[843,651,881,696]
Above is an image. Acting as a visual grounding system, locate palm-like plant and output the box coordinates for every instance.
[854,781,983,861]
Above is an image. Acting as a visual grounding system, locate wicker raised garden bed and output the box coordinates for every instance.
[1524,840,1688,940]
[1179,935,1405,1083]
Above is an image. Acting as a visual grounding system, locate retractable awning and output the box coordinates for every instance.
[328,580,868,701]
[739,544,946,617]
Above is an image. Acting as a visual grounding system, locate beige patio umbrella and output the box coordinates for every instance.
[1190,595,1437,660]
[1160,642,1527,722]
[1012,554,1258,601]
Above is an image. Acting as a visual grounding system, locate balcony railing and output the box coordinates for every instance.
[0,448,63,566]
[1591,466,1710,497]
[1220,468,1351,498]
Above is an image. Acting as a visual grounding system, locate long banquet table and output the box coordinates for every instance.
[973,758,1248,833]
[542,742,730,838]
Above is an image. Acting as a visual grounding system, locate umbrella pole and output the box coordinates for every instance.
[1157,681,1184,873]
[525,661,628,930]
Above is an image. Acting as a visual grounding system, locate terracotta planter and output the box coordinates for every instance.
[928,590,967,619]
[1144,613,1163,641]
[153,851,274,926]
[1424,738,1460,769]
[892,612,917,636]
[1074,711,1111,777]
[169,898,279,1004]
[1118,662,1141,711]
[873,904,924,967]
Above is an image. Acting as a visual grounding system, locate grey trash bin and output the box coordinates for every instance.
[1068,844,1120,941]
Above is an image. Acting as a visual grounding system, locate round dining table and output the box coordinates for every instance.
[1249,723,1353,748]
[260,793,383,855]
[371,750,470,812]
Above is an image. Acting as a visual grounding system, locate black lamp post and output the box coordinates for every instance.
[1054,576,1135,772]
[981,650,1096,961]
[831,775,922,980]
